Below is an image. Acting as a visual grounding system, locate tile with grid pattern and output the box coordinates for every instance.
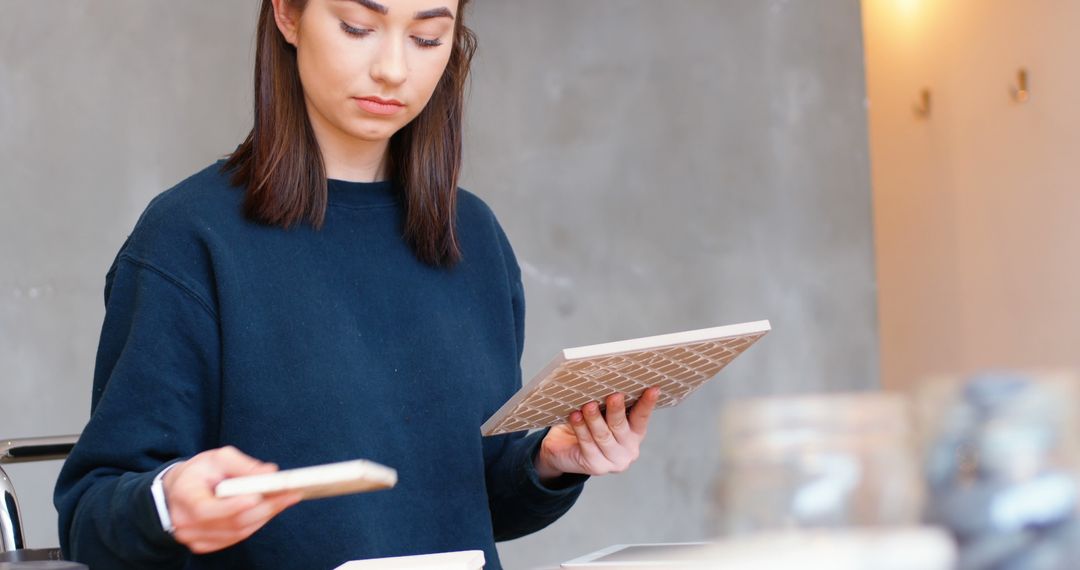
[483,332,766,435]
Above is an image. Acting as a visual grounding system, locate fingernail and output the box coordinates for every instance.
[570,412,583,424]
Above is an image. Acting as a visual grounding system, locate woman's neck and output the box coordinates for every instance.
[306,101,390,183]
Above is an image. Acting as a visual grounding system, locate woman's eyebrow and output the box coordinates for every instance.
[414,7,454,20]
[338,0,455,20]
[339,0,388,15]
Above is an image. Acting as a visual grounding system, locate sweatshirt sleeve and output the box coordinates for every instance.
[53,254,221,568]
[483,220,589,541]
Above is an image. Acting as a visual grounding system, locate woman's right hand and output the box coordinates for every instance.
[162,445,303,554]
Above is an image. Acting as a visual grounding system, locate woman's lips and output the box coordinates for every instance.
[354,97,405,116]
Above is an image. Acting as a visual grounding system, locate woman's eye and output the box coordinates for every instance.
[413,36,443,48]
[340,21,371,37]
[340,20,442,48]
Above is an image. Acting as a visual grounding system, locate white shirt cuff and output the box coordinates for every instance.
[150,463,181,534]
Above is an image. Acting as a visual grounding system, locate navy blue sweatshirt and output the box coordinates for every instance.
[53,161,587,569]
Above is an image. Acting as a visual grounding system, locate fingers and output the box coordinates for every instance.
[229,491,303,528]
[581,401,620,454]
[170,460,263,523]
[165,446,302,554]
[172,496,268,553]
[172,446,275,510]
[628,387,660,435]
[214,445,274,478]
[175,491,301,551]
[587,400,646,473]
[568,410,607,468]
[175,494,262,525]
[604,393,633,444]
[546,390,659,478]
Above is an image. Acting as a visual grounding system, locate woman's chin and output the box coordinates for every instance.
[344,122,401,144]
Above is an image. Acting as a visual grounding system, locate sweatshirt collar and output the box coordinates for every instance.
[326,178,400,208]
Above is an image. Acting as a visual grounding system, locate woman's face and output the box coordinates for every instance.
[275,0,457,144]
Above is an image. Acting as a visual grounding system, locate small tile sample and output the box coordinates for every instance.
[334,550,485,570]
[215,459,397,501]
[481,320,771,436]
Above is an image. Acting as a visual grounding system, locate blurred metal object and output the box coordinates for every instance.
[918,371,1080,570]
[0,560,87,568]
[0,471,22,554]
[0,437,78,466]
[0,436,78,555]
[716,392,923,535]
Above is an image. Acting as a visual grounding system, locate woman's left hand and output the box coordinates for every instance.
[535,387,660,481]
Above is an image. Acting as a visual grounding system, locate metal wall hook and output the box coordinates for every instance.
[1012,68,1030,103]
[913,88,931,119]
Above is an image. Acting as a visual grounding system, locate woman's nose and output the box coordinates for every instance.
[370,36,407,86]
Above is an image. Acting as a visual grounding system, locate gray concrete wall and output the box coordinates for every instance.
[0,1,877,567]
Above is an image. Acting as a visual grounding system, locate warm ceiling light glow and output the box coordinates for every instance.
[895,0,921,18]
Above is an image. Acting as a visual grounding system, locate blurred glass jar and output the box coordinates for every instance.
[916,371,1080,570]
[715,392,924,535]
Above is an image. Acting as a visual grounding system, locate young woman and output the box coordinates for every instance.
[54,0,659,568]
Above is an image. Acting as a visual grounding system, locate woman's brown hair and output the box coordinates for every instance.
[223,0,477,268]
